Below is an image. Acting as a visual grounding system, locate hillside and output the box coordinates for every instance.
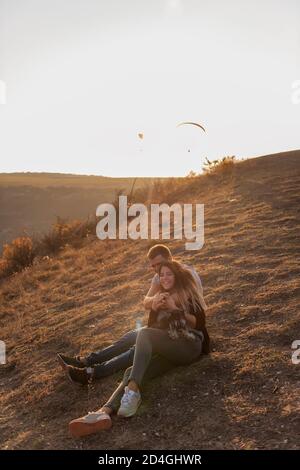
[0,173,160,251]
[0,150,299,450]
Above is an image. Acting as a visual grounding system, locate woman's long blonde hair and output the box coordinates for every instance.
[158,260,204,313]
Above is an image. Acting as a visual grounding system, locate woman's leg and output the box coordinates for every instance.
[100,355,175,413]
[69,355,176,436]
[128,328,203,389]
[99,367,132,414]
[69,367,134,437]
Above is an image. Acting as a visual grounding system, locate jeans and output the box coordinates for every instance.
[84,327,146,379]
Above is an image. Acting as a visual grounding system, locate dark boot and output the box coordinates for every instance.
[67,365,92,385]
[57,353,86,371]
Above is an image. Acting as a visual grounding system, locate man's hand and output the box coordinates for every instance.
[152,292,169,311]
[143,280,160,310]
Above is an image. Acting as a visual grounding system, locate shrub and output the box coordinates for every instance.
[130,184,151,204]
[202,156,236,176]
[0,216,96,280]
[0,237,35,278]
[38,217,94,254]
[0,258,10,279]
[186,170,198,178]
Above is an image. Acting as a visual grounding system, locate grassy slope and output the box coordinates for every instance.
[0,150,299,449]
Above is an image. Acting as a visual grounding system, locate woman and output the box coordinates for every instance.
[69,261,209,437]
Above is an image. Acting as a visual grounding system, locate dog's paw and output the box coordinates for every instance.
[168,324,179,340]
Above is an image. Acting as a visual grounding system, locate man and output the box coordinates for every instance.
[143,244,204,311]
[58,244,204,384]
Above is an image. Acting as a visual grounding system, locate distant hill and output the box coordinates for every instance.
[0,173,160,250]
[0,149,299,450]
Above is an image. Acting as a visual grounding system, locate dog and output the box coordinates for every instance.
[156,309,197,341]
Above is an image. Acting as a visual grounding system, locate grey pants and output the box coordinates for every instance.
[103,328,203,412]
[85,328,146,379]
[129,328,203,386]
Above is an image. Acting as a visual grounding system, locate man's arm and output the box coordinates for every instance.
[188,266,204,296]
[143,280,160,310]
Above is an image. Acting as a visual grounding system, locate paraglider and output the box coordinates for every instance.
[177,121,206,153]
[137,132,144,153]
[177,121,206,132]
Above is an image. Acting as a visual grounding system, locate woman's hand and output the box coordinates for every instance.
[164,294,179,311]
[152,293,169,311]
[184,312,197,328]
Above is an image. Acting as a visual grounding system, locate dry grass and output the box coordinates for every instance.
[0,150,299,449]
[37,217,96,255]
[0,218,96,279]
[202,155,237,176]
[0,237,35,279]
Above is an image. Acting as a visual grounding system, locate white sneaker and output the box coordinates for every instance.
[117,386,142,418]
[69,411,112,438]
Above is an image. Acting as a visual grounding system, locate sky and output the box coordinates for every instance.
[0,0,299,177]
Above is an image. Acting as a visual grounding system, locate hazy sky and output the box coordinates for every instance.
[0,0,299,176]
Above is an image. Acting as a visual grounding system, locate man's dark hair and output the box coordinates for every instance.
[147,244,172,260]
